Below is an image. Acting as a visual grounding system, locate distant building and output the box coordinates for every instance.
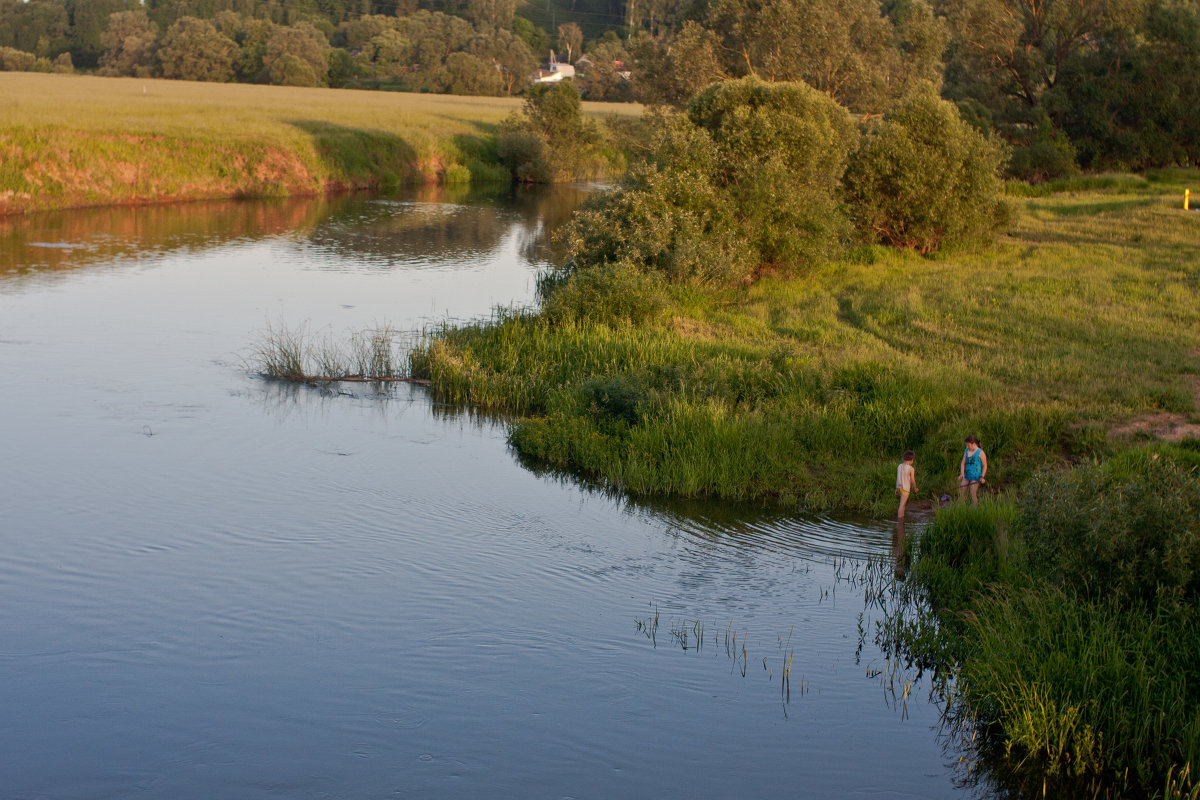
[531,51,575,84]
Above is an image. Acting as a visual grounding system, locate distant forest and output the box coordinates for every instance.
[3,0,1199,175]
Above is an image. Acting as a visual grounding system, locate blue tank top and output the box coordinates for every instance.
[964,448,983,481]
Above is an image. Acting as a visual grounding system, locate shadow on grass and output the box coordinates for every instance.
[288,119,422,188]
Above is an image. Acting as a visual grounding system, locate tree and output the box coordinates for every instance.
[940,0,1144,126]
[843,83,1007,253]
[264,22,329,86]
[67,0,139,69]
[1046,0,1200,169]
[630,23,725,105]
[0,46,37,71]
[441,51,503,94]
[557,22,582,63]
[580,36,633,101]
[703,0,941,114]
[99,10,159,76]
[158,16,237,81]
[560,77,859,284]
[498,82,607,182]
[471,28,536,94]
[0,0,71,57]
[463,0,517,30]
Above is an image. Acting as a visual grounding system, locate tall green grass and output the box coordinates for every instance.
[904,451,1200,797]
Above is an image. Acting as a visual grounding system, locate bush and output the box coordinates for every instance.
[496,128,550,184]
[497,82,607,183]
[538,261,668,327]
[844,83,1008,254]
[1007,117,1080,182]
[0,47,36,72]
[685,77,859,269]
[558,77,858,285]
[1018,453,1200,610]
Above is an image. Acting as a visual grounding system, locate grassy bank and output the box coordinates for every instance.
[905,447,1200,797]
[0,73,641,214]
[409,170,1200,514]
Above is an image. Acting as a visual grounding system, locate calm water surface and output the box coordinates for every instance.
[0,187,985,799]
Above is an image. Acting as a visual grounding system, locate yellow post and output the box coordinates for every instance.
[1187,189,1191,210]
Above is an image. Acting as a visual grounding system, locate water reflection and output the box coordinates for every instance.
[0,196,334,281]
[0,183,591,288]
[893,520,910,580]
[299,183,589,272]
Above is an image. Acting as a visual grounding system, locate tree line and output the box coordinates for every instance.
[2,0,1199,173]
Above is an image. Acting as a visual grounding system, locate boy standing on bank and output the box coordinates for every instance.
[958,435,988,505]
[896,450,918,520]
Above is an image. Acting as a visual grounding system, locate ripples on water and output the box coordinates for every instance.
[0,188,982,799]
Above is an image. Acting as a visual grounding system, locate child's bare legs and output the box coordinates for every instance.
[969,482,979,505]
[897,491,909,520]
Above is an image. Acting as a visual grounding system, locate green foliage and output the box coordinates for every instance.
[1006,115,1080,183]
[560,78,858,284]
[904,447,1200,795]
[913,499,1021,609]
[411,168,1200,514]
[441,51,503,96]
[98,10,159,77]
[960,589,1200,792]
[158,16,236,82]
[582,375,648,427]
[844,83,1008,253]
[1018,453,1200,610]
[263,22,328,87]
[0,46,37,72]
[497,82,610,183]
[497,128,550,183]
[538,261,668,327]
[649,0,946,113]
[686,78,860,268]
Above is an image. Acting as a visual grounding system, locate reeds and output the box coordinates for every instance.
[250,321,422,384]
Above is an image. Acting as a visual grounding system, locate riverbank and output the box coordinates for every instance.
[0,73,641,215]
[903,448,1200,797]
[410,170,1200,515]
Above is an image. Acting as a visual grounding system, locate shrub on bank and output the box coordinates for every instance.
[538,261,668,327]
[1019,453,1200,610]
[558,77,858,285]
[497,82,611,184]
[843,83,1009,254]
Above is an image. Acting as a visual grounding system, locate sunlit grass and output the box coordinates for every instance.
[410,170,1200,513]
[0,73,642,213]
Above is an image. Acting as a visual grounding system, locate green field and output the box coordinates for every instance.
[0,72,641,214]
[410,171,1200,514]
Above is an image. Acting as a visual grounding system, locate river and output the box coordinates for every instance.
[0,186,986,799]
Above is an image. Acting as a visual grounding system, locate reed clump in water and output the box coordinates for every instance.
[251,322,425,384]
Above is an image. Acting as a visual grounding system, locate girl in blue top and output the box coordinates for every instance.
[958,435,987,505]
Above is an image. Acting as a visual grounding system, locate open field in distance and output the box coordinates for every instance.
[0,72,641,214]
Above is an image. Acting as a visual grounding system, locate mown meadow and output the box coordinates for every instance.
[408,170,1200,515]
[0,72,640,214]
